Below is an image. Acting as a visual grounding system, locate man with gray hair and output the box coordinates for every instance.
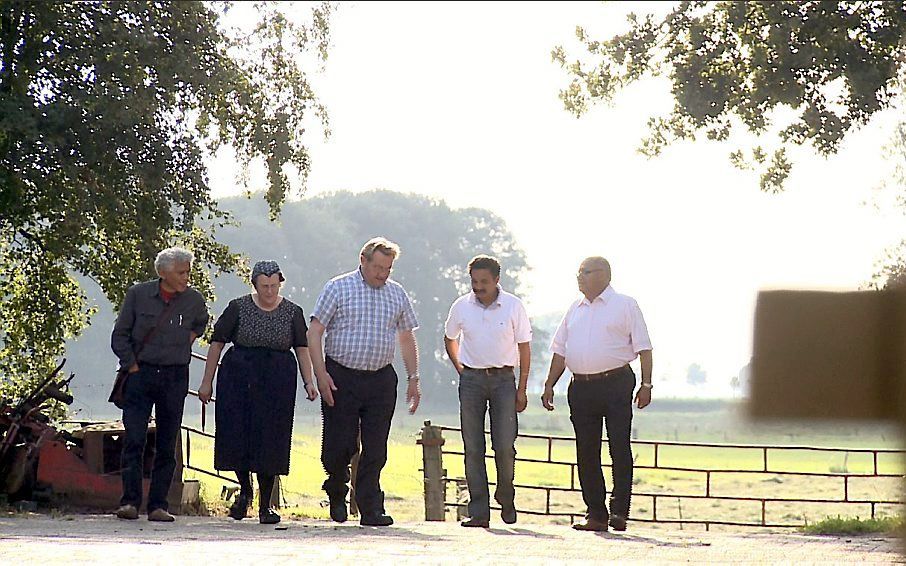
[307,237,421,527]
[111,247,209,522]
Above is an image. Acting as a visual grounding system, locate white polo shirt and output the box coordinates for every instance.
[444,287,533,368]
[550,285,652,374]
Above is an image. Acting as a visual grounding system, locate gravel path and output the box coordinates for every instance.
[0,514,900,564]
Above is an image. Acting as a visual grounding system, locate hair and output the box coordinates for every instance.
[360,237,401,261]
[468,255,501,278]
[154,247,194,274]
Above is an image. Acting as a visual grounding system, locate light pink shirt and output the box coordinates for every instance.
[550,286,652,374]
[445,288,533,368]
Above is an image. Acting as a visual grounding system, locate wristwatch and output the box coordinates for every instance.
[639,382,653,390]
[407,374,419,382]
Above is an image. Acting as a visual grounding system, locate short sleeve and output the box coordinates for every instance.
[629,299,653,353]
[512,299,533,344]
[549,306,571,356]
[292,304,309,348]
[397,288,419,332]
[444,300,462,340]
[311,281,339,327]
[211,299,241,344]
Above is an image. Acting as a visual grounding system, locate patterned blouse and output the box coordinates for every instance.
[211,295,308,351]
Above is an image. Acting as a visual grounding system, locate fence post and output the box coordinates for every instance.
[418,420,445,521]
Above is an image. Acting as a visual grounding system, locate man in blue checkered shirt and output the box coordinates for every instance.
[307,237,421,527]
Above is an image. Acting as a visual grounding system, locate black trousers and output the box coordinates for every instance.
[321,357,397,516]
[120,363,188,512]
[567,366,635,521]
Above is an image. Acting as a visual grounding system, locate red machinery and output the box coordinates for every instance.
[0,360,196,511]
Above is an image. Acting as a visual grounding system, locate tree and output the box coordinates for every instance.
[65,190,532,413]
[553,1,906,193]
[215,190,531,409]
[685,362,707,386]
[0,2,332,396]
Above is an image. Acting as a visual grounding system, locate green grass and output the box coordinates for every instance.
[180,409,905,527]
[800,515,903,535]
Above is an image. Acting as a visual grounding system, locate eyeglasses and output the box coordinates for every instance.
[577,268,606,277]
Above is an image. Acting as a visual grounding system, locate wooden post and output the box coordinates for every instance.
[417,420,445,521]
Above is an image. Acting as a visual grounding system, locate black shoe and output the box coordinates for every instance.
[572,517,608,532]
[501,504,517,525]
[228,494,250,520]
[328,494,347,523]
[360,513,394,527]
[608,514,628,531]
[259,508,281,524]
[460,517,489,528]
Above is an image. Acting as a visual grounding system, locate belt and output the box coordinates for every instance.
[326,356,390,375]
[462,365,514,376]
[572,364,630,382]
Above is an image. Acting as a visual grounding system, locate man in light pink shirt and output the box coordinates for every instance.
[542,256,652,532]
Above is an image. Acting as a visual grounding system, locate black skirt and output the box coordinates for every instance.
[214,345,297,475]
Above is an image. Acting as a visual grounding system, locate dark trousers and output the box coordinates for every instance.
[120,364,189,512]
[567,366,635,521]
[459,369,518,520]
[321,357,397,516]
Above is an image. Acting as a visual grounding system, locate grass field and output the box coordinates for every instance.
[181,401,905,529]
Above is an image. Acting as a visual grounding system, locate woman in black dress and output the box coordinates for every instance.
[198,261,317,524]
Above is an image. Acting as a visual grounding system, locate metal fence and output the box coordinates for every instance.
[418,421,905,529]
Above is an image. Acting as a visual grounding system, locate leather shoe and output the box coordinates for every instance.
[148,508,175,522]
[116,504,138,520]
[460,517,490,528]
[501,505,517,525]
[360,513,394,527]
[609,514,627,531]
[228,494,250,520]
[259,508,281,524]
[572,517,608,532]
[328,494,347,523]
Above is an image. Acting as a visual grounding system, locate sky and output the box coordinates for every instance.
[210,1,906,397]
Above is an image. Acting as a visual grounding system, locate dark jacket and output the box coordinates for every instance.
[111,279,209,369]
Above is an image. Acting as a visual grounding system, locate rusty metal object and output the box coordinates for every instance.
[1,360,196,512]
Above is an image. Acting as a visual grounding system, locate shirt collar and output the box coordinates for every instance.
[356,266,391,289]
[470,285,503,308]
[580,285,615,306]
[153,279,184,300]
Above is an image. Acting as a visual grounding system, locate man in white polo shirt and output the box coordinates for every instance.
[444,255,532,528]
[542,256,652,533]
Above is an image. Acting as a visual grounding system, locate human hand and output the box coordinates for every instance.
[198,381,213,404]
[304,380,319,402]
[635,386,652,409]
[516,389,528,413]
[317,372,337,407]
[407,378,421,414]
[541,384,555,411]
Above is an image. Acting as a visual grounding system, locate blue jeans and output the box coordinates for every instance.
[120,364,188,512]
[458,369,518,521]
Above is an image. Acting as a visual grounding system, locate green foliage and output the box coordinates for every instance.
[554,1,906,192]
[800,515,902,535]
[64,190,533,411]
[0,2,332,397]
[213,190,531,407]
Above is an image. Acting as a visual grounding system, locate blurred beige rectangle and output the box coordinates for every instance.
[750,290,905,420]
